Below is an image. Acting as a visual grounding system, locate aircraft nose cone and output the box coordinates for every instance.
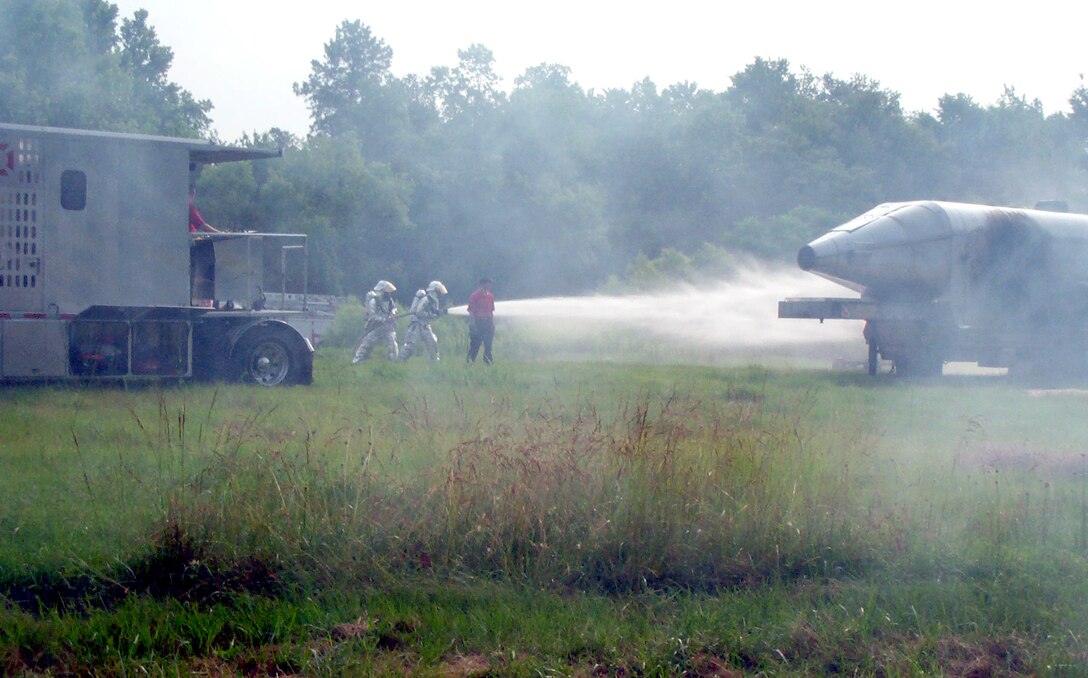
[797,245,817,271]
[797,236,839,273]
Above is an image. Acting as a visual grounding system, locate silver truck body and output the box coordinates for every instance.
[780,200,1088,376]
[0,123,313,385]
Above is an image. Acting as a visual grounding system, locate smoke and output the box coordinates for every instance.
[450,265,865,364]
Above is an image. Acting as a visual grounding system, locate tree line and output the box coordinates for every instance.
[4,3,1088,300]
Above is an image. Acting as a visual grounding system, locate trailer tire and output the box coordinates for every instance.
[234,329,305,386]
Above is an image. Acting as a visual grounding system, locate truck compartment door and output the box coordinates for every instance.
[1,319,67,377]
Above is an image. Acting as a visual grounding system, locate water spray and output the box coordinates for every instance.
[448,266,863,360]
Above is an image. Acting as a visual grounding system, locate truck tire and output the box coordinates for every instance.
[867,341,879,376]
[234,328,304,386]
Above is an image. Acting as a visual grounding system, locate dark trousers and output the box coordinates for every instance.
[467,317,494,364]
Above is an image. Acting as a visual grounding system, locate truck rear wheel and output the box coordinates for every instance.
[235,330,303,386]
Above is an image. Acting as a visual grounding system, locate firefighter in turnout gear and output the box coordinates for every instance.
[399,280,448,361]
[352,280,399,363]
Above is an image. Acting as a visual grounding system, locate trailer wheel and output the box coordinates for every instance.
[235,330,301,386]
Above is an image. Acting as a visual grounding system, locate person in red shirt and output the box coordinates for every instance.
[189,186,222,233]
[188,185,220,304]
[466,278,495,364]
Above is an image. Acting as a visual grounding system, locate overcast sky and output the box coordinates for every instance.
[111,0,1088,142]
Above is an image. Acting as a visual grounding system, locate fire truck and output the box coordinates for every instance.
[0,122,314,385]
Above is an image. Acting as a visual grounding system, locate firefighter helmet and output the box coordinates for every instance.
[426,280,448,296]
[373,280,397,294]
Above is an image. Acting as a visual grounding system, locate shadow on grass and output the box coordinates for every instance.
[0,522,285,615]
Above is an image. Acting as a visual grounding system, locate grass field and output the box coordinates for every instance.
[1,329,1087,675]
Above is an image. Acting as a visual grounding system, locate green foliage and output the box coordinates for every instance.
[427,44,506,121]
[292,20,414,163]
[197,134,415,295]
[0,0,210,135]
[730,206,841,261]
[263,25,1088,298]
[117,9,211,136]
[320,297,365,347]
[622,248,695,288]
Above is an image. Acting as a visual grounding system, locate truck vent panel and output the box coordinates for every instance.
[0,137,41,305]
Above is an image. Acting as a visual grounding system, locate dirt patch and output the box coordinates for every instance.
[186,649,304,677]
[2,645,79,677]
[330,617,372,641]
[689,652,743,677]
[439,653,493,677]
[778,621,1035,676]
[935,635,1030,677]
